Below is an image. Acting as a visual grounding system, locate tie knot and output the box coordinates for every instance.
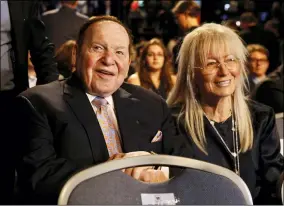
[92,97,108,109]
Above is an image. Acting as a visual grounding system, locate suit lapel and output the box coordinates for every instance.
[113,86,142,152]
[63,76,109,163]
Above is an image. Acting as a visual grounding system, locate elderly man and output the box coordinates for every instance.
[14,16,190,204]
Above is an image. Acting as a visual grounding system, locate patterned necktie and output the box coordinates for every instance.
[92,97,122,157]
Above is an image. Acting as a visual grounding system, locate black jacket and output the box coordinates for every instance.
[8,1,58,94]
[251,66,283,113]
[171,101,284,204]
[41,5,88,50]
[15,75,190,204]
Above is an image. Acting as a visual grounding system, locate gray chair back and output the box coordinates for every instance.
[58,155,253,205]
[276,113,283,155]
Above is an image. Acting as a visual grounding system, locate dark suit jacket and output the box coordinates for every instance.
[7,1,58,94]
[1,2,58,203]
[171,101,284,204]
[251,66,283,113]
[41,5,88,50]
[15,75,190,204]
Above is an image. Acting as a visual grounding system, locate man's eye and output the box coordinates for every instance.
[92,45,103,51]
[116,51,124,55]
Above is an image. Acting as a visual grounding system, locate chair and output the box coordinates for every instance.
[58,155,253,205]
[275,113,283,155]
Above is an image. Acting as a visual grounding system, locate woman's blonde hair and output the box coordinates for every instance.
[167,23,253,154]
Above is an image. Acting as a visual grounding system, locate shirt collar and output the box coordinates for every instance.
[86,93,114,109]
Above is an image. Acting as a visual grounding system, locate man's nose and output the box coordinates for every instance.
[102,50,115,66]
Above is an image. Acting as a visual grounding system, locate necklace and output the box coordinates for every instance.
[204,112,240,175]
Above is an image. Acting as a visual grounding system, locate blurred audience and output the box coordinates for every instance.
[55,40,76,78]
[157,1,178,45]
[222,19,239,33]
[172,0,200,74]
[264,1,283,39]
[41,0,89,50]
[127,1,146,44]
[128,38,176,99]
[168,23,284,205]
[239,12,280,74]
[246,44,270,92]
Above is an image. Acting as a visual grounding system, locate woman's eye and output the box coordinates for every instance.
[226,58,236,62]
[207,62,217,67]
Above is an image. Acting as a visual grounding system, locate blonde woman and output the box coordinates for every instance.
[167,23,283,204]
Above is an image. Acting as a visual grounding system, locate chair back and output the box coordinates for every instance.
[276,113,283,155]
[58,155,253,205]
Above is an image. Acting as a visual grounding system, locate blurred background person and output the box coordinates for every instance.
[27,51,36,88]
[41,0,88,50]
[251,41,284,113]
[222,19,239,33]
[172,0,200,37]
[1,1,58,203]
[246,44,270,92]
[172,0,200,74]
[156,0,178,46]
[128,38,176,99]
[239,12,280,74]
[55,40,76,78]
[264,1,283,39]
[168,23,283,205]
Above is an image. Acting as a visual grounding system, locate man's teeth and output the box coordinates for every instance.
[216,80,230,86]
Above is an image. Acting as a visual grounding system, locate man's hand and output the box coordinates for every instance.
[139,168,168,183]
[108,153,125,161]
[108,151,169,183]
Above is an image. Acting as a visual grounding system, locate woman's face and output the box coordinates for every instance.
[195,54,241,100]
[248,51,269,77]
[146,45,165,71]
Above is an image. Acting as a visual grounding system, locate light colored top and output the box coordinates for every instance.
[28,75,37,88]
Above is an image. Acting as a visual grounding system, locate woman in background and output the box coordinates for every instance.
[128,38,176,99]
[167,23,283,204]
[55,40,76,78]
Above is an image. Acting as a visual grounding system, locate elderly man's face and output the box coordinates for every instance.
[76,21,130,97]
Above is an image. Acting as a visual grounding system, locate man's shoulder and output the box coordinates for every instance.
[42,8,60,17]
[248,100,275,119]
[19,80,64,101]
[75,12,89,20]
[120,83,165,104]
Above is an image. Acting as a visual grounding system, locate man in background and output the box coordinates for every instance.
[42,0,89,50]
[1,1,58,203]
[239,12,280,74]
